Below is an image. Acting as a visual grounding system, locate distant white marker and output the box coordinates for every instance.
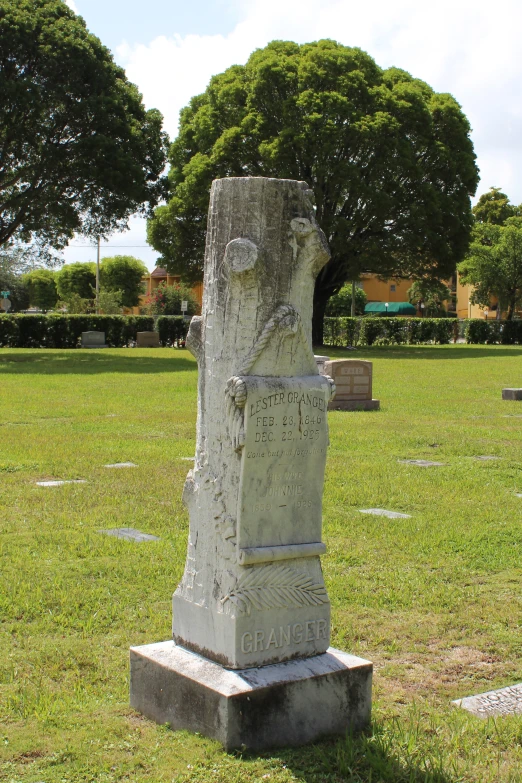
[36,480,87,487]
[104,462,138,468]
[359,508,411,519]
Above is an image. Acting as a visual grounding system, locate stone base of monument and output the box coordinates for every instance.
[329,399,380,411]
[130,641,372,750]
[502,388,522,401]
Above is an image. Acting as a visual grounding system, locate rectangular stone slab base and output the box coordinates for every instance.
[329,399,380,411]
[502,388,522,401]
[130,641,372,750]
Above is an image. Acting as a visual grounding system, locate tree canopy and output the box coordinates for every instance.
[99,255,147,308]
[473,187,521,226]
[458,217,522,320]
[23,268,58,310]
[0,0,169,253]
[56,262,96,301]
[148,39,479,341]
[407,279,452,317]
[325,283,367,316]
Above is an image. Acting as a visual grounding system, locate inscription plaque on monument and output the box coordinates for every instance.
[130,177,372,749]
[324,359,380,411]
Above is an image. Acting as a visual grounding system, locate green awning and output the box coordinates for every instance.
[364,301,417,315]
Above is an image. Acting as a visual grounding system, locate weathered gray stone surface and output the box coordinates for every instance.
[130,641,372,750]
[104,462,138,468]
[100,527,159,542]
[130,177,372,748]
[474,455,500,461]
[502,388,522,401]
[453,683,522,717]
[314,355,330,373]
[81,331,107,348]
[137,331,160,348]
[172,177,336,670]
[399,459,445,467]
[359,508,411,519]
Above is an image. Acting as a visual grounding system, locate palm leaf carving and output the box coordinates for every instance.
[223,564,328,615]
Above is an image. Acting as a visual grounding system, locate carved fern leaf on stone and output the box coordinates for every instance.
[222,564,328,616]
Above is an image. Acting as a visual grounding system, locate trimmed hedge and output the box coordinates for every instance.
[324,317,455,346]
[156,315,188,345]
[323,317,522,346]
[0,314,189,348]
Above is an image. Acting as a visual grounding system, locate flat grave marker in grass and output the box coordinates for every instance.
[359,508,411,519]
[104,462,138,468]
[399,459,445,467]
[36,479,87,487]
[502,388,522,401]
[453,683,522,718]
[474,455,501,461]
[99,527,159,542]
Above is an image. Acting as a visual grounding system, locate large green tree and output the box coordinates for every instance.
[56,262,96,301]
[0,0,169,253]
[99,255,147,308]
[23,268,58,310]
[473,187,521,226]
[148,39,479,342]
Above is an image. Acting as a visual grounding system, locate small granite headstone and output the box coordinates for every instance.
[502,388,522,401]
[137,331,160,348]
[324,359,380,411]
[453,683,522,718]
[81,331,107,348]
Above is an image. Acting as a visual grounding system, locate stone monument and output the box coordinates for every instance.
[136,331,160,348]
[324,359,380,411]
[130,177,372,749]
[81,331,107,348]
[502,388,522,401]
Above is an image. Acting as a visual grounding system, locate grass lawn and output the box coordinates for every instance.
[1,345,522,783]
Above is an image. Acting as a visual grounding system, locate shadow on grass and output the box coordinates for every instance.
[245,723,458,783]
[0,350,196,375]
[320,345,522,360]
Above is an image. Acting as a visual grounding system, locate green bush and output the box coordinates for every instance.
[0,314,158,348]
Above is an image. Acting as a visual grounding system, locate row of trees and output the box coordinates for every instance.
[11,3,520,329]
[8,256,147,313]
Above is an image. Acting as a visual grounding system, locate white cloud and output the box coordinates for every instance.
[118,0,522,202]
[64,0,521,269]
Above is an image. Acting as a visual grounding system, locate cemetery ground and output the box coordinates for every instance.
[0,346,521,783]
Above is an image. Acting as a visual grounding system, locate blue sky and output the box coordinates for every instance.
[63,0,522,271]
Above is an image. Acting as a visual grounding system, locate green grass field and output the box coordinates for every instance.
[1,345,521,783]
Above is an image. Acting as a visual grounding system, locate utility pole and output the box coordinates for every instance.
[96,237,100,314]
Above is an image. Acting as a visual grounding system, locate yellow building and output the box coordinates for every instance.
[359,272,518,319]
[128,267,204,314]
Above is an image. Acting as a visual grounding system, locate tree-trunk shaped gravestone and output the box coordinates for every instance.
[130,177,372,750]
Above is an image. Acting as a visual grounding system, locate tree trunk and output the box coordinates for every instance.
[506,301,515,320]
[312,284,330,346]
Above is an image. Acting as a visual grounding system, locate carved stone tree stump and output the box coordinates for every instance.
[130,178,372,750]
